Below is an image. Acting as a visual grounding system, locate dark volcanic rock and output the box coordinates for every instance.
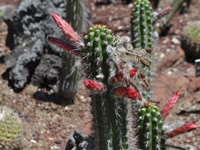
[65,130,93,150]
[3,0,66,92]
[32,54,61,91]
[8,39,43,92]
[3,0,91,92]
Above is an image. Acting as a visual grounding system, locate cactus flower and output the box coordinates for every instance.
[129,69,137,78]
[160,92,179,120]
[112,87,138,100]
[156,7,173,19]
[165,123,198,138]
[84,80,104,92]
[48,37,81,56]
[52,13,83,46]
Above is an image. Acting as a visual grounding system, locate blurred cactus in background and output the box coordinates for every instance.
[0,106,21,150]
[59,0,88,100]
[181,21,200,60]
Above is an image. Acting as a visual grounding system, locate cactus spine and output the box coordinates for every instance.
[0,106,21,150]
[59,0,84,100]
[131,0,154,101]
[181,21,200,59]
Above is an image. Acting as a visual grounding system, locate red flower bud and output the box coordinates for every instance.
[112,87,138,100]
[129,69,137,78]
[156,7,173,19]
[165,123,198,138]
[160,92,179,120]
[52,13,83,46]
[48,37,81,56]
[84,80,104,92]
[110,71,124,83]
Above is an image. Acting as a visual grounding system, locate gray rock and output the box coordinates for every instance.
[31,54,61,91]
[65,130,93,150]
[3,0,92,92]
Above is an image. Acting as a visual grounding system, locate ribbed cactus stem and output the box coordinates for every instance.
[131,0,154,101]
[59,0,84,99]
[137,103,165,150]
[84,25,124,150]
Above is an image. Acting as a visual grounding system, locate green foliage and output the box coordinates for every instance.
[181,21,200,59]
[0,107,21,150]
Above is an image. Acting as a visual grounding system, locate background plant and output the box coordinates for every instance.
[0,106,21,150]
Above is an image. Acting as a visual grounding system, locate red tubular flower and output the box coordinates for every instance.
[84,80,104,92]
[156,7,173,19]
[129,69,137,78]
[110,71,124,83]
[112,87,138,100]
[165,123,198,138]
[52,13,83,46]
[48,37,81,56]
[160,92,179,120]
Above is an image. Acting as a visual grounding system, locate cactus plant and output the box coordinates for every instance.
[0,106,21,150]
[137,92,198,150]
[59,0,85,100]
[48,13,142,149]
[181,21,200,60]
[48,11,198,150]
[131,0,154,101]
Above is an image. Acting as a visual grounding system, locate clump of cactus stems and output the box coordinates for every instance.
[48,12,198,150]
[181,21,200,60]
[131,0,173,101]
[0,106,21,150]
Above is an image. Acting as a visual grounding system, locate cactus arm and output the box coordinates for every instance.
[131,0,154,101]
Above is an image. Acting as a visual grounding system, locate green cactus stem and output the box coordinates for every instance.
[137,103,165,150]
[48,15,140,149]
[181,21,200,60]
[0,106,21,150]
[59,0,84,100]
[83,25,127,150]
[131,0,154,101]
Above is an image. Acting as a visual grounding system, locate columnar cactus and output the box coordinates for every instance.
[59,0,85,100]
[0,106,21,150]
[137,103,165,150]
[131,0,154,101]
[137,93,198,150]
[48,13,141,149]
[48,12,198,150]
[181,21,200,59]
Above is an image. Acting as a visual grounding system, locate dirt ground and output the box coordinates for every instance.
[0,0,200,149]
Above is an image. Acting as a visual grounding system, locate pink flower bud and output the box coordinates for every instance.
[160,92,179,120]
[165,123,198,138]
[84,80,104,92]
[157,7,173,19]
[48,37,81,56]
[112,87,138,100]
[52,13,83,46]
[129,69,137,78]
